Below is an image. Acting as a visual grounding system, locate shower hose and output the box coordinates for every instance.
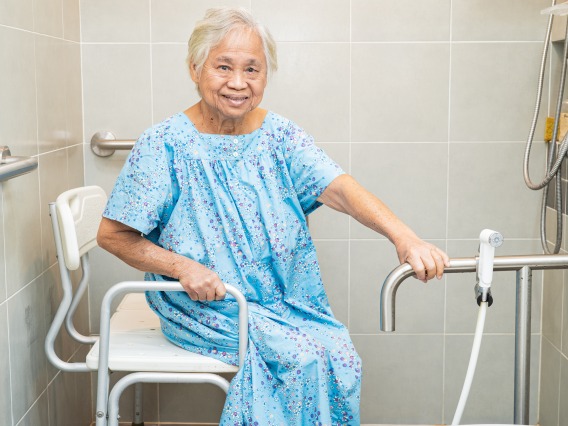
[451,301,488,425]
[524,0,568,254]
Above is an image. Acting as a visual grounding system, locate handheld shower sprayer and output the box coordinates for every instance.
[452,229,503,425]
[475,229,504,306]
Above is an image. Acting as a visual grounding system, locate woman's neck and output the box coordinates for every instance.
[185,102,266,135]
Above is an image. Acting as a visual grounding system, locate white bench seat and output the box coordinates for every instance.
[87,298,238,373]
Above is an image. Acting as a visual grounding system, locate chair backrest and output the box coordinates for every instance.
[55,185,107,271]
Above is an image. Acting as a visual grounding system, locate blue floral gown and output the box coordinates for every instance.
[104,111,362,425]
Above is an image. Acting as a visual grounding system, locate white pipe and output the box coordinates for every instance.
[452,301,488,425]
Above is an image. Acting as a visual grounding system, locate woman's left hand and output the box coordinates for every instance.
[394,235,450,282]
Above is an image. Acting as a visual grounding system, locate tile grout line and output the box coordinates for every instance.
[442,0,455,422]
[347,0,352,332]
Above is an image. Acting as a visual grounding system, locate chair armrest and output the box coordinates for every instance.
[95,281,248,425]
[97,281,248,370]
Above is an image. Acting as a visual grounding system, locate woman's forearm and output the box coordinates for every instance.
[318,174,417,245]
[317,174,449,281]
[97,217,226,300]
[97,217,187,279]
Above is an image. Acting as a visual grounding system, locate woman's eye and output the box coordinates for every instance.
[218,65,230,71]
[246,67,257,73]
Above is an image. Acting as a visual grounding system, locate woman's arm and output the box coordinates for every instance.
[97,217,226,301]
[317,174,449,282]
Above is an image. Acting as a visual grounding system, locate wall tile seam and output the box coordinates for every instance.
[543,334,564,355]
[348,238,543,243]
[79,40,542,45]
[350,141,531,145]
[546,237,567,248]
[36,146,78,159]
[149,42,186,46]
[448,141,536,144]
[351,41,543,45]
[0,23,80,44]
[350,141,450,144]
[446,238,542,241]
[81,41,356,46]
[3,268,50,305]
[81,42,153,46]
[149,2,155,126]
[79,40,540,46]
[349,332,526,336]
[3,294,14,426]
[8,147,90,162]
[35,151,47,277]
[315,141,351,144]
[13,385,49,426]
[343,238,489,241]
[348,0,353,327]
[31,19,41,163]
[61,2,76,45]
[452,40,546,44]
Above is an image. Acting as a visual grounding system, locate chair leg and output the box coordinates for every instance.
[132,382,144,426]
[108,372,230,426]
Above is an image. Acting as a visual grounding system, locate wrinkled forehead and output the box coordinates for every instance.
[208,27,267,65]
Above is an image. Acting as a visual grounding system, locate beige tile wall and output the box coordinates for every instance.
[0,0,90,424]
[80,0,553,424]
[541,211,568,426]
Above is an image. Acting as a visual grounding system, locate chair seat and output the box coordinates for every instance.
[116,292,149,311]
[86,299,238,373]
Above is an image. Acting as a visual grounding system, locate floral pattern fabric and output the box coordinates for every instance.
[104,111,362,425]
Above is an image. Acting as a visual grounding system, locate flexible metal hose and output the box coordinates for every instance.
[524,2,568,253]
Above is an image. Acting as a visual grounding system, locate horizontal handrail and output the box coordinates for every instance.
[91,131,135,157]
[0,146,38,182]
[380,254,568,332]
[379,253,568,425]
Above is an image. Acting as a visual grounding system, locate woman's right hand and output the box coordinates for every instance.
[177,260,227,302]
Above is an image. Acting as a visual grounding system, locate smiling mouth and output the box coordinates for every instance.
[223,94,249,103]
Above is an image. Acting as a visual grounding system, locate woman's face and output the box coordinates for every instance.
[191,28,268,122]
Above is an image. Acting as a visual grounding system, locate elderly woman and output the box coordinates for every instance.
[98,7,449,425]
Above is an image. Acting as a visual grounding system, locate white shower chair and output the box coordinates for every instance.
[45,186,248,426]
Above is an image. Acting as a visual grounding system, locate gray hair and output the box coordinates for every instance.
[187,7,277,78]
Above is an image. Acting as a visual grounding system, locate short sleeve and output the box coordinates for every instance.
[103,129,175,235]
[283,122,345,215]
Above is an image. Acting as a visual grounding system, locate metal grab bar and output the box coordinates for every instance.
[91,131,135,157]
[380,254,568,332]
[380,253,568,425]
[0,146,38,182]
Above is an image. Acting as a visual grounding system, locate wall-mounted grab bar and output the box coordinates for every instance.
[0,146,38,182]
[91,131,135,157]
[380,253,568,425]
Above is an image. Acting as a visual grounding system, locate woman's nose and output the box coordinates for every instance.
[227,71,247,90]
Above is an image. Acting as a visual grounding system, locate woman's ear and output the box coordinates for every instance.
[189,62,199,83]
